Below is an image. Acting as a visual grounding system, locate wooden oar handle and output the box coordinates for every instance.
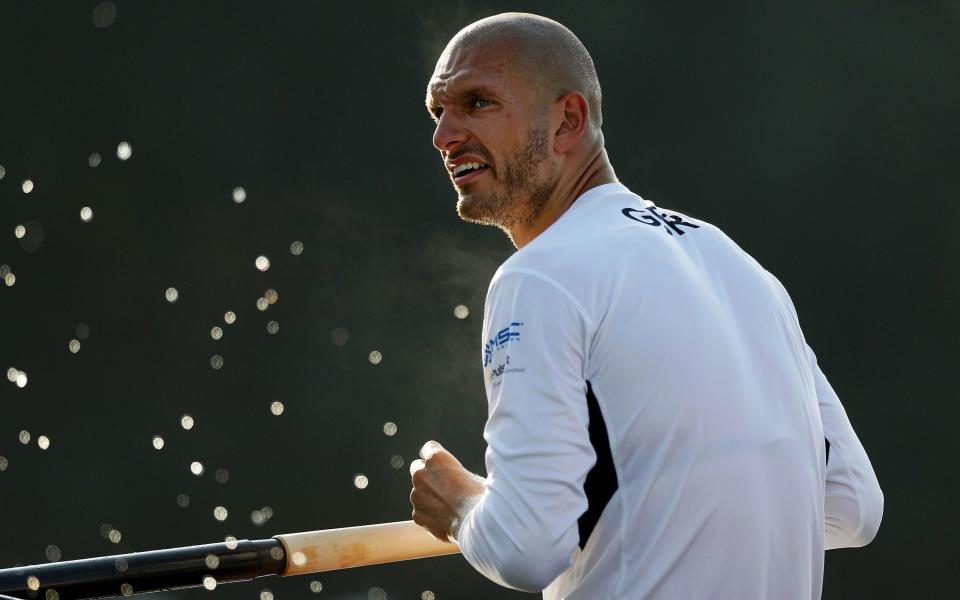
[275,520,460,575]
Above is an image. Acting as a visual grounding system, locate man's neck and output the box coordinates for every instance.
[509,147,617,249]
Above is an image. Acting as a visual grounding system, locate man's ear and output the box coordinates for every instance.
[554,91,590,153]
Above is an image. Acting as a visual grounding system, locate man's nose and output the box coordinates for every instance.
[432,111,469,152]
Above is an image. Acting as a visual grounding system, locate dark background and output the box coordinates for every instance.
[1,1,957,598]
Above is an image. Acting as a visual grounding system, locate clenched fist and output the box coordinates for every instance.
[409,441,487,542]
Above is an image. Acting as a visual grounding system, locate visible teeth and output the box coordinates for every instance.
[453,162,485,176]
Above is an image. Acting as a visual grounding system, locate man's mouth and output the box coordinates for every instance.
[452,161,490,185]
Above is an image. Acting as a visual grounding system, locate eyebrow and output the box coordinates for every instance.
[426,84,500,117]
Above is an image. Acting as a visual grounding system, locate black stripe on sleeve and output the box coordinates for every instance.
[825,438,831,466]
[577,381,619,550]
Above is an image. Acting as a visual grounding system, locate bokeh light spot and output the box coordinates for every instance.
[15,371,27,387]
[205,553,220,569]
[80,207,94,222]
[260,591,274,600]
[88,153,102,168]
[331,327,349,345]
[454,304,470,319]
[266,320,279,335]
[255,256,270,271]
[15,225,25,239]
[368,351,382,365]
[18,431,30,444]
[202,576,216,590]
[0,456,8,471]
[5,367,16,382]
[270,401,284,416]
[390,455,404,470]
[213,506,228,522]
[176,494,190,508]
[190,461,204,476]
[309,581,323,593]
[422,592,436,600]
[210,326,223,340]
[353,474,369,489]
[152,435,164,450]
[4,272,16,287]
[224,536,238,550]
[76,323,90,340]
[69,339,81,353]
[256,297,268,311]
[210,355,224,370]
[37,435,50,450]
[224,311,236,325]
[27,576,40,591]
[116,141,132,161]
[292,551,306,566]
[368,587,387,600]
[22,179,33,194]
[215,468,229,483]
[92,2,117,28]
[290,241,304,255]
[383,422,397,436]
[45,544,61,562]
[108,529,122,544]
[251,508,272,524]
[120,583,133,596]
[265,289,279,304]
[232,186,246,203]
[165,287,179,303]
[180,414,194,430]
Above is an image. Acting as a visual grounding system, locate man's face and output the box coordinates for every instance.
[426,40,558,230]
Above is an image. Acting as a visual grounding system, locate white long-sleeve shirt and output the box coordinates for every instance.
[456,183,882,599]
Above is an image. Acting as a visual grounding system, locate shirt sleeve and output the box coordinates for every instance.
[456,268,595,592]
[808,345,884,549]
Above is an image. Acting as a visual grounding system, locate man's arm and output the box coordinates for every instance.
[808,345,884,549]
[454,269,595,592]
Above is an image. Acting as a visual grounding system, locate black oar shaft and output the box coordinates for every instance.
[0,538,285,599]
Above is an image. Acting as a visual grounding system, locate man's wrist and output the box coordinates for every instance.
[451,475,488,540]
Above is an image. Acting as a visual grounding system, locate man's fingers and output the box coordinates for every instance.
[409,458,426,476]
[420,440,444,460]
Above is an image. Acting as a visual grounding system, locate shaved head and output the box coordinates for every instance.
[443,13,602,128]
[427,13,614,245]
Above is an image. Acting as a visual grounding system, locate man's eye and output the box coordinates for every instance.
[472,98,492,108]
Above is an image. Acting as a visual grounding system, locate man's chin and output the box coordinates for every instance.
[456,194,497,225]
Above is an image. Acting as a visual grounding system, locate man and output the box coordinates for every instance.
[409,12,883,599]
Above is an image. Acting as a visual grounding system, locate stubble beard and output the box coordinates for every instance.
[456,126,558,233]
